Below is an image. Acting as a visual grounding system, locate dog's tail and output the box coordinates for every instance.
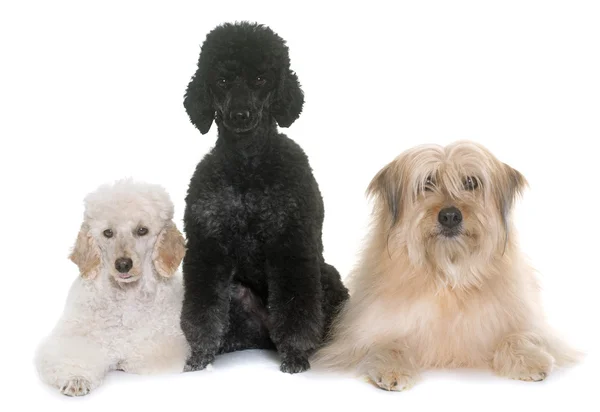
[311,337,370,372]
[310,296,372,372]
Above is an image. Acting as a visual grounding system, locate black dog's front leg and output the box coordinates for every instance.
[180,237,233,372]
[266,235,324,374]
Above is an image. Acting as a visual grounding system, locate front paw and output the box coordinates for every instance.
[509,355,553,382]
[493,340,554,382]
[184,352,215,372]
[60,377,92,397]
[280,354,310,374]
[368,368,416,392]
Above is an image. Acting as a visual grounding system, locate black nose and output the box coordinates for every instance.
[230,110,250,122]
[438,207,463,228]
[115,257,133,273]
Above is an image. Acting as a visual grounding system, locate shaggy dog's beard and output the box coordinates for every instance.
[400,205,501,290]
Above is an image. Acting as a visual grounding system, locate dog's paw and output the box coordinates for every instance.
[60,377,92,397]
[493,342,554,383]
[510,358,553,382]
[368,369,416,392]
[516,370,548,382]
[184,353,214,372]
[280,355,310,374]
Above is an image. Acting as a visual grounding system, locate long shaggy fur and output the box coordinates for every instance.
[180,22,348,374]
[312,141,579,390]
[35,180,189,396]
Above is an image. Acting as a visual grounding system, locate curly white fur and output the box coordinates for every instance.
[35,180,190,396]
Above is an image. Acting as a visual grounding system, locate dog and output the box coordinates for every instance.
[35,180,189,396]
[312,141,579,390]
[180,22,349,374]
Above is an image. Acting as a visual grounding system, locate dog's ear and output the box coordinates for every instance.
[367,161,402,227]
[500,164,528,218]
[69,223,101,279]
[272,69,304,128]
[184,66,214,135]
[152,222,186,278]
[498,164,528,248]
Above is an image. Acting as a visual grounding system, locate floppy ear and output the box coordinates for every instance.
[272,69,304,128]
[498,164,528,248]
[499,164,528,220]
[69,223,101,279]
[367,161,402,227]
[152,222,186,278]
[184,65,214,135]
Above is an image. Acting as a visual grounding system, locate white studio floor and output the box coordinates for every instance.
[25,347,594,411]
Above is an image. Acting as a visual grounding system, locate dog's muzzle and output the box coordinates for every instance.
[224,108,258,132]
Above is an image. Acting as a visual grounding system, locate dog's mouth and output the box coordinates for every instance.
[228,124,257,133]
[433,227,478,240]
[224,121,259,134]
[439,227,461,238]
[430,225,471,239]
[222,112,261,134]
[114,272,140,283]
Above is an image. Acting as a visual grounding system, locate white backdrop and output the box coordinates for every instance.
[1,1,598,410]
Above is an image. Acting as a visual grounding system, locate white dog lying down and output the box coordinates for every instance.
[35,180,189,396]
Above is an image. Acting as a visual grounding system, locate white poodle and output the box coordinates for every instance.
[35,180,189,396]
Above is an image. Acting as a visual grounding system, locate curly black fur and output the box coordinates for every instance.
[180,22,349,374]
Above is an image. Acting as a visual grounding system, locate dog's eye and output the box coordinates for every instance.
[255,76,266,87]
[137,227,149,236]
[103,229,113,238]
[424,176,436,192]
[464,176,479,190]
[217,78,228,88]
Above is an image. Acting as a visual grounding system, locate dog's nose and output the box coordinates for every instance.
[231,110,250,122]
[115,257,133,273]
[438,207,463,228]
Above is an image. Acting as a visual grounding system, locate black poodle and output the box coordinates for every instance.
[180,22,349,374]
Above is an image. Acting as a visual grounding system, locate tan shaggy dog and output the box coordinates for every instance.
[312,141,579,391]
